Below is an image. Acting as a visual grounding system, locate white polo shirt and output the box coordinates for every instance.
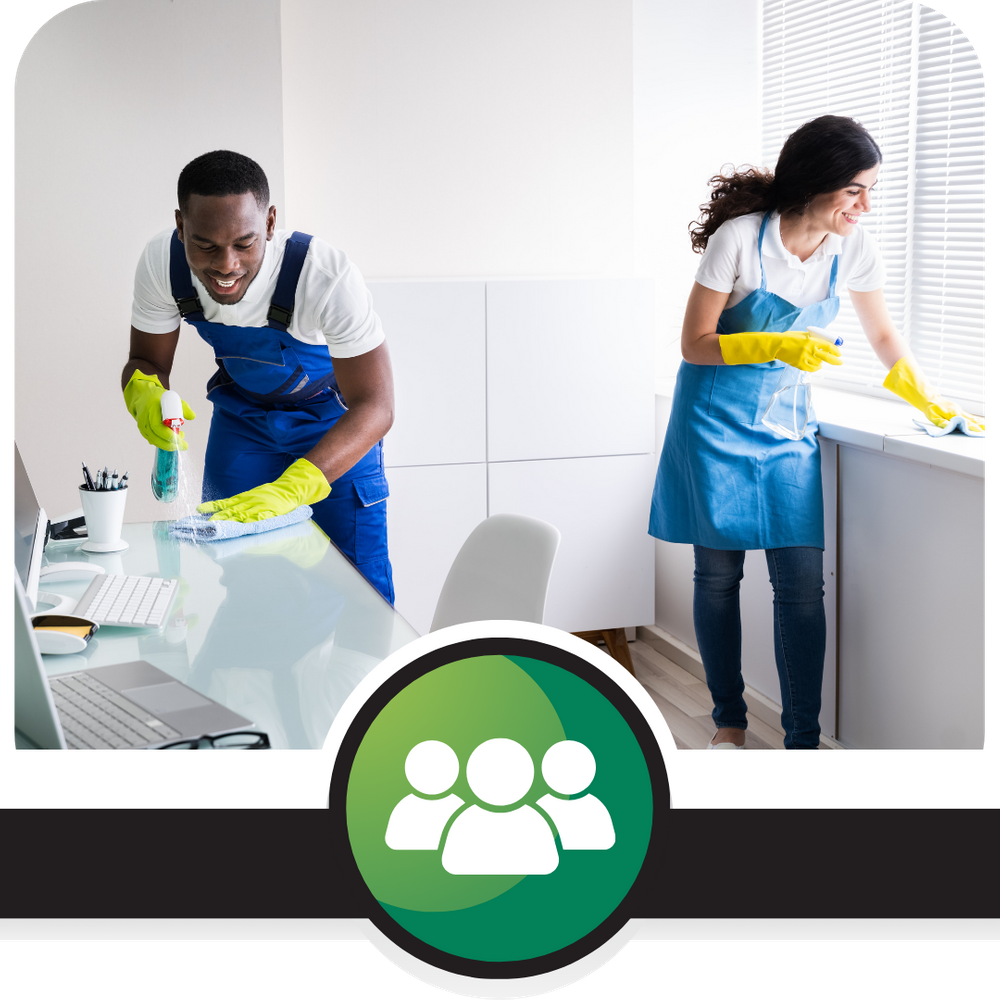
[694,211,885,310]
[131,228,384,359]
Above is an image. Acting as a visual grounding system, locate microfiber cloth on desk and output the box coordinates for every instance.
[912,416,985,438]
[169,505,314,541]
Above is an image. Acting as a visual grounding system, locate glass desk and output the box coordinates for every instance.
[35,519,419,748]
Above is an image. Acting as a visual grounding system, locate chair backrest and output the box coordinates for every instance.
[430,514,561,632]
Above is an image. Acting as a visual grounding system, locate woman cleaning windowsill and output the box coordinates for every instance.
[647,115,984,751]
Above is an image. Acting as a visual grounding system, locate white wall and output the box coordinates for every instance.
[279,0,634,279]
[633,0,762,384]
[15,0,286,523]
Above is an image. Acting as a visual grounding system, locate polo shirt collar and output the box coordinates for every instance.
[763,212,844,267]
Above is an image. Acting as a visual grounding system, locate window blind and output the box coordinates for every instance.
[762,1,985,408]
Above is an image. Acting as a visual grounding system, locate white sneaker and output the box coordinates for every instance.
[706,741,744,749]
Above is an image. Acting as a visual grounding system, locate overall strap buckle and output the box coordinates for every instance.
[176,295,203,319]
[168,229,206,323]
[266,302,294,327]
[267,232,313,332]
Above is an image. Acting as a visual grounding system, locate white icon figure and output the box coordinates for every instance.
[536,740,615,850]
[385,740,465,850]
[441,738,559,876]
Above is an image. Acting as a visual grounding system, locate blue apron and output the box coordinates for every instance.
[648,213,840,551]
[170,230,394,603]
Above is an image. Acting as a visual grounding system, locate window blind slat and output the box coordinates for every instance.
[762,0,985,406]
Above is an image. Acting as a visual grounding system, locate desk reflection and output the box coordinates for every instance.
[37,521,417,749]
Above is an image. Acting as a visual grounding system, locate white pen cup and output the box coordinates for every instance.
[79,486,129,553]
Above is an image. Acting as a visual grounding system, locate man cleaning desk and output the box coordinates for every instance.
[121,150,395,602]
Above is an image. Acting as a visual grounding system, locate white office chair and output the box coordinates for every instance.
[429,514,561,631]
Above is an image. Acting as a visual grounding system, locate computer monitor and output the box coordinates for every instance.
[14,444,47,611]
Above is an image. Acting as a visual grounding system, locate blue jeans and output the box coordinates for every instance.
[692,545,825,749]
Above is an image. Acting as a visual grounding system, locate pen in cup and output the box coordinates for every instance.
[80,463,128,491]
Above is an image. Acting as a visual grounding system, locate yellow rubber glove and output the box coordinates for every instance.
[123,370,196,451]
[197,458,332,522]
[883,356,985,432]
[719,331,843,372]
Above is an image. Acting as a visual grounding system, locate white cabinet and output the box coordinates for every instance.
[486,279,655,461]
[837,446,984,749]
[488,455,655,633]
[386,464,488,635]
[369,280,486,468]
[376,278,655,636]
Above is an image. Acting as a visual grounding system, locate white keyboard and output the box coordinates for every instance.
[75,574,179,628]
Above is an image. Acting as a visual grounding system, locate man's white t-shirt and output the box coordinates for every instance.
[131,228,384,359]
[694,211,885,310]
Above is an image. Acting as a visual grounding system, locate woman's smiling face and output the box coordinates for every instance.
[804,164,880,237]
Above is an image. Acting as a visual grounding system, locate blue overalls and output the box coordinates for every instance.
[649,214,841,550]
[169,230,394,603]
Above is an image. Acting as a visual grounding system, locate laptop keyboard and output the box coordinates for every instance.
[49,672,182,749]
[77,574,178,627]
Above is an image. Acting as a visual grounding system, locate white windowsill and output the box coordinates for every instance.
[811,386,985,480]
[653,380,985,480]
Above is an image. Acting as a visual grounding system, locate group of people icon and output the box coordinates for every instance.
[384,737,615,875]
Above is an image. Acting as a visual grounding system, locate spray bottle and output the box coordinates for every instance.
[761,326,843,441]
[151,389,184,502]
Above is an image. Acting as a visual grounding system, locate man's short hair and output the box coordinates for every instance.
[177,150,270,214]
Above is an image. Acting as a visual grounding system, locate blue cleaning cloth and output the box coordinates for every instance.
[198,519,319,561]
[169,505,314,541]
[912,416,985,438]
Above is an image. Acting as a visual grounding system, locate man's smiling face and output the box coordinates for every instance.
[175,192,276,304]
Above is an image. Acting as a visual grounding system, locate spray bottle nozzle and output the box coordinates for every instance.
[160,389,185,431]
[807,325,844,348]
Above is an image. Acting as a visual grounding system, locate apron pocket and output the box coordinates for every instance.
[353,473,390,507]
[707,364,769,425]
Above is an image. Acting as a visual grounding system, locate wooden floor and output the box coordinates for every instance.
[630,638,791,750]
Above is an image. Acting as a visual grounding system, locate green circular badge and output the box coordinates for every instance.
[332,637,668,978]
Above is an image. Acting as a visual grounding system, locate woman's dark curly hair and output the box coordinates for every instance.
[688,116,882,253]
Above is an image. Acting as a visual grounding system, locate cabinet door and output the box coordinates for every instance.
[486,278,654,461]
[369,281,486,467]
[838,447,984,748]
[488,454,655,633]
[386,464,488,635]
